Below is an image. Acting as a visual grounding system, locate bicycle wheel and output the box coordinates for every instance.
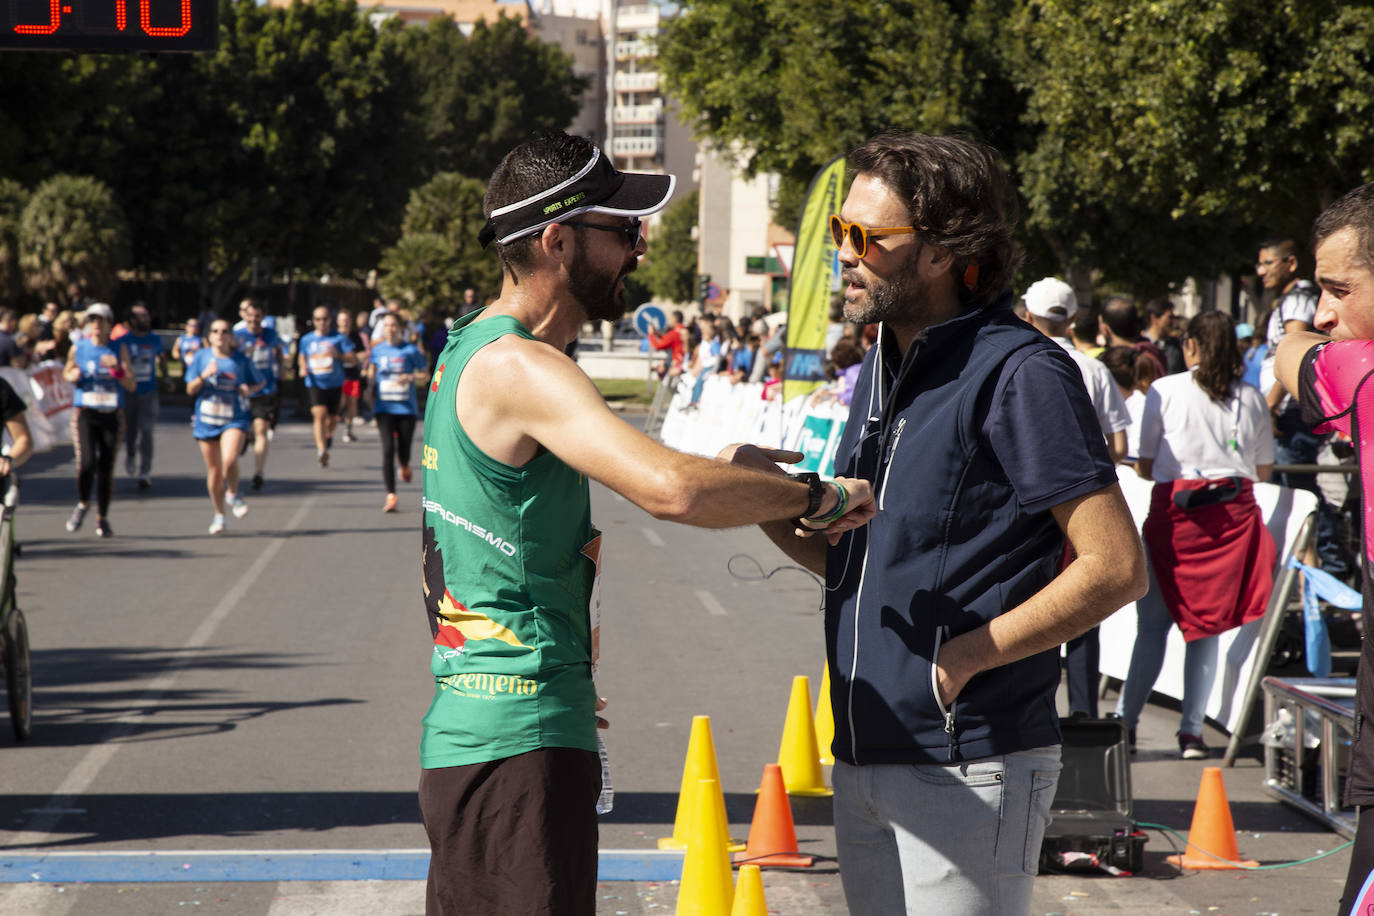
[4,607,31,740]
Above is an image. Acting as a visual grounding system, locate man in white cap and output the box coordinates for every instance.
[1022,277,1131,719]
[417,132,876,916]
[1023,278,1130,463]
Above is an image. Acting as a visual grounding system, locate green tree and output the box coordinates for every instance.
[659,0,1017,230]
[19,175,129,304]
[640,190,698,303]
[0,180,28,307]
[380,173,501,314]
[0,0,424,310]
[1008,0,1374,293]
[401,14,588,180]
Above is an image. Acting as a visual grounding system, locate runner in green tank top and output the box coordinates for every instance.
[417,132,875,916]
[421,309,601,768]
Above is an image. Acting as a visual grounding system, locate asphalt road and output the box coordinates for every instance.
[0,406,1359,914]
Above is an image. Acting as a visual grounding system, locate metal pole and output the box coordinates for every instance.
[1223,511,1316,767]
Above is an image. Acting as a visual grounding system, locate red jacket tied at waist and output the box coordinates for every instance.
[1142,478,1276,642]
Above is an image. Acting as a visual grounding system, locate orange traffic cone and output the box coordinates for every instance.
[1166,766,1258,870]
[733,763,813,868]
[676,778,734,915]
[814,663,835,767]
[661,716,744,851]
[777,675,833,796]
[730,864,768,916]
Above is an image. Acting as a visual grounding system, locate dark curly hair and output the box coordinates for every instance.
[849,132,1023,309]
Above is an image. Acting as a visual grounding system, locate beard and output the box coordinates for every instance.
[842,244,929,328]
[569,247,634,323]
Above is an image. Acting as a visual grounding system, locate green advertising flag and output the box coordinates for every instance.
[783,155,846,404]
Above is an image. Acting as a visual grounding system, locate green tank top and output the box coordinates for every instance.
[419,312,598,768]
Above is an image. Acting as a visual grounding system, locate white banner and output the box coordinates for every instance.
[0,360,74,453]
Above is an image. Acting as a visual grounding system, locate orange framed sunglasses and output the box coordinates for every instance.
[829,215,920,258]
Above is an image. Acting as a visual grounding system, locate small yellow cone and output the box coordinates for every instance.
[814,663,835,767]
[661,716,744,851]
[777,675,833,797]
[730,865,768,916]
[676,778,735,916]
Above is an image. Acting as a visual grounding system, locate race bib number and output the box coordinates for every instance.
[134,360,154,383]
[309,355,335,376]
[199,398,233,425]
[252,347,272,369]
[379,378,408,401]
[83,390,117,410]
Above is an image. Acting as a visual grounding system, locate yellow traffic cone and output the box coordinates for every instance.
[777,675,833,797]
[661,716,744,851]
[676,778,735,916]
[814,663,835,767]
[730,864,768,916]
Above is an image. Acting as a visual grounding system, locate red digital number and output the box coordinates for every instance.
[116,0,126,30]
[13,0,61,34]
[140,0,190,36]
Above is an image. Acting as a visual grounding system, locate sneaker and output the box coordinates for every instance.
[1178,732,1209,760]
[318,450,329,468]
[383,493,398,513]
[96,518,112,538]
[400,464,412,484]
[65,503,87,532]
[343,431,356,443]
[137,476,151,491]
[208,514,226,535]
[229,495,249,519]
[251,473,263,491]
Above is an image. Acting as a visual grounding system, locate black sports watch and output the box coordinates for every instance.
[788,471,826,519]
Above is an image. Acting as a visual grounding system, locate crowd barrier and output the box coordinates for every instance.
[0,360,75,454]
[658,372,1322,735]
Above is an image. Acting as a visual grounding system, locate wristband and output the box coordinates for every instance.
[803,481,849,526]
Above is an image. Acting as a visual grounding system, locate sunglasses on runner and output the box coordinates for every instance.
[829,215,920,258]
[562,218,644,248]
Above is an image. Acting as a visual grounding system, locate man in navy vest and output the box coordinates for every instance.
[746,132,1147,914]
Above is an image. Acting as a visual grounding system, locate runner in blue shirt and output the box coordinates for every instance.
[174,318,204,369]
[233,301,284,491]
[366,312,428,512]
[186,319,263,535]
[62,303,136,537]
[120,303,165,489]
[296,305,357,467]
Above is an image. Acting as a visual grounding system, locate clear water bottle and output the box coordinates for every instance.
[596,734,614,815]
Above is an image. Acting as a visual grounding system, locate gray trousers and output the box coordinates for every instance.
[123,389,159,477]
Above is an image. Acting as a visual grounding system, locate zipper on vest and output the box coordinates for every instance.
[930,625,956,760]
[877,416,906,511]
[847,539,874,766]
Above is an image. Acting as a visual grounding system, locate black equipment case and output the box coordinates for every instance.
[1038,717,1147,875]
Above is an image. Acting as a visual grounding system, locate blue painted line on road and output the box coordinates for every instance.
[0,848,686,884]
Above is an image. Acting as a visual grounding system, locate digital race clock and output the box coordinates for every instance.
[0,0,217,52]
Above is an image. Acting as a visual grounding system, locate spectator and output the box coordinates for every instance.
[1143,297,1187,374]
[1071,308,1103,358]
[1100,295,1167,376]
[647,310,687,379]
[1240,313,1269,391]
[1099,345,1154,462]
[457,287,482,318]
[1257,235,1351,580]
[0,309,25,367]
[33,310,74,363]
[1115,310,1275,758]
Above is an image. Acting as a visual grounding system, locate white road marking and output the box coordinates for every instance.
[695,589,728,617]
[9,497,317,847]
[640,527,665,547]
